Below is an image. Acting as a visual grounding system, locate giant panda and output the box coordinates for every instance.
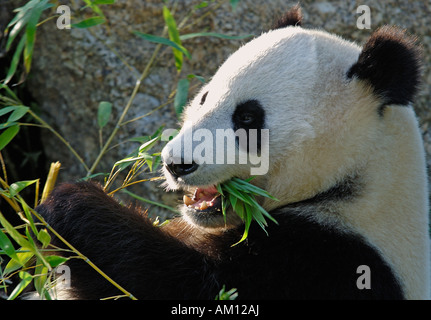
[36,6,430,300]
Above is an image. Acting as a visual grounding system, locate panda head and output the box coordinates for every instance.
[161,6,422,230]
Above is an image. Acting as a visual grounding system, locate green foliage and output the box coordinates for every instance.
[217,177,278,245]
[215,285,238,300]
[4,0,54,82]
[0,0,248,300]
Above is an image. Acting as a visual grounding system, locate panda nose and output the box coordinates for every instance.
[165,160,199,178]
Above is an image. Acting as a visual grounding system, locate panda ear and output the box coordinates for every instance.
[272,4,303,29]
[347,26,422,106]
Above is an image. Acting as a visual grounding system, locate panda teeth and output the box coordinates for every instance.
[200,201,208,210]
[183,195,196,206]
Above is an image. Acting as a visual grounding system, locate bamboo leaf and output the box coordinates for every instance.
[9,179,38,197]
[139,135,160,153]
[7,271,33,300]
[7,106,29,123]
[4,36,26,84]
[133,32,191,59]
[33,258,48,299]
[0,212,32,250]
[174,78,190,117]
[4,251,34,274]
[163,5,184,71]
[180,32,253,41]
[23,2,46,73]
[0,125,20,152]
[230,0,240,10]
[97,101,112,129]
[92,0,115,4]
[0,106,17,117]
[45,255,69,268]
[0,230,18,262]
[37,229,51,249]
[71,16,106,29]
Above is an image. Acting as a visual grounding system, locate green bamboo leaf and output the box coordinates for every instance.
[163,5,184,71]
[0,125,20,152]
[221,195,228,223]
[0,122,20,131]
[97,101,112,129]
[248,197,278,224]
[71,16,106,29]
[6,5,33,51]
[33,258,48,299]
[7,271,33,300]
[139,135,160,153]
[7,106,29,123]
[4,250,34,274]
[133,31,191,59]
[4,36,26,84]
[231,178,278,200]
[232,211,251,246]
[0,106,17,117]
[23,2,46,73]
[45,255,69,268]
[231,196,244,220]
[216,184,224,196]
[92,0,115,4]
[230,0,240,10]
[194,2,209,10]
[0,212,32,250]
[0,210,51,271]
[222,183,253,205]
[0,84,20,101]
[9,179,38,197]
[187,74,206,83]
[37,229,51,249]
[174,78,190,117]
[180,32,253,41]
[0,230,18,262]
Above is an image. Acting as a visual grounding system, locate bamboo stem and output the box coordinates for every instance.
[41,162,61,204]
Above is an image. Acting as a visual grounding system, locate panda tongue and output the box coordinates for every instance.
[185,186,219,210]
[193,186,219,201]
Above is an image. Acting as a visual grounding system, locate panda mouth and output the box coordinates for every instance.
[182,186,222,214]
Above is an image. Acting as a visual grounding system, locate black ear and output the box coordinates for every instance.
[347,26,422,106]
[273,4,303,29]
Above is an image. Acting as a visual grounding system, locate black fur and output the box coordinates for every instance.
[232,100,265,153]
[347,26,422,107]
[290,172,362,207]
[36,182,404,300]
[273,4,302,29]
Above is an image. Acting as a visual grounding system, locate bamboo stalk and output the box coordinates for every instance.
[41,162,61,204]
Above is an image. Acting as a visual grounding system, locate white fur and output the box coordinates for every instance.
[161,27,430,299]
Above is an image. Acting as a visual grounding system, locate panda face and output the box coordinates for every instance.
[161,25,421,230]
[161,27,364,229]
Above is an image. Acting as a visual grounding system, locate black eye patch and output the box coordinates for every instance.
[232,100,265,152]
[232,100,265,131]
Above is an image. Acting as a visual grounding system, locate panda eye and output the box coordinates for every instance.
[232,100,265,131]
[238,112,255,125]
